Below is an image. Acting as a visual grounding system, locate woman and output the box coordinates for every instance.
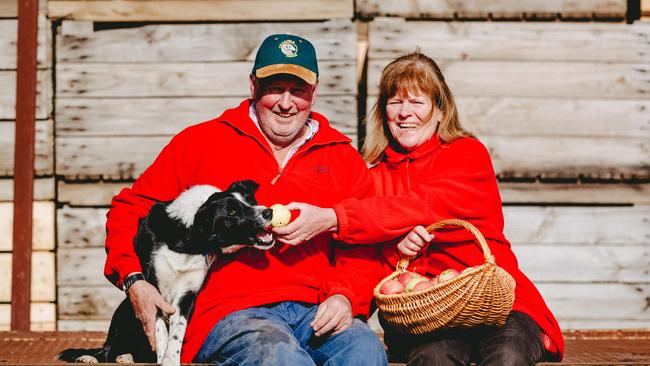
[274,51,563,365]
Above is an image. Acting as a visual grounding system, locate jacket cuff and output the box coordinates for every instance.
[332,203,350,242]
[105,261,143,289]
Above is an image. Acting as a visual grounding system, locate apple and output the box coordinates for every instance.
[405,278,429,292]
[461,266,476,275]
[398,271,426,285]
[412,280,435,292]
[430,277,439,286]
[438,269,460,282]
[379,279,405,295]
[270,204,292,228]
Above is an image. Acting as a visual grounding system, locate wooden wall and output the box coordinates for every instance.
[0,10,56,330]
[1,0,648,332]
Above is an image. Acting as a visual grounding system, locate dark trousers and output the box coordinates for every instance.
[381,311,554,366]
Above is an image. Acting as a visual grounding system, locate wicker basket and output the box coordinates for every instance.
[374,218,516,334]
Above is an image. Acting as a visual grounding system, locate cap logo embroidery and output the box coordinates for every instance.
[279,39,298,58]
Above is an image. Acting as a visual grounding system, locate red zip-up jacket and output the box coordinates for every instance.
[333,135,564,360]
[103,99,376,362]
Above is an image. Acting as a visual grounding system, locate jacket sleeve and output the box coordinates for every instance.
[104,133,189,288]
[333,139,500,245]
[319,146,384,318]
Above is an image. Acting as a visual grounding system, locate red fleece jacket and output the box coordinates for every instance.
[333,135,564,360]
[104,99,376,362]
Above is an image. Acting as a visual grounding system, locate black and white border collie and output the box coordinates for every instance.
[58,180,274,366]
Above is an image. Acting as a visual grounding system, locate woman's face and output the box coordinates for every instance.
[386,90,441,151]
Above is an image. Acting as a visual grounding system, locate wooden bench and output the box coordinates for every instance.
[1,330,649,365]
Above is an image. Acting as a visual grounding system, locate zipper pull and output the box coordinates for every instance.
[271,172,282,185]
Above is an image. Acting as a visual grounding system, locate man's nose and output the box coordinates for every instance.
[278,91,292,110]
[262,208,273,220]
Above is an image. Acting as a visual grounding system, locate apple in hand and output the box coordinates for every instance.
[379,279,405,295]
[438,269,460,282]
[270,204,292,228]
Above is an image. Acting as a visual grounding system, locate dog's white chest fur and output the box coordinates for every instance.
[153,246,206,305]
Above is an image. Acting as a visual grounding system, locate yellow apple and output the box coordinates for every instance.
[270,204,292,228]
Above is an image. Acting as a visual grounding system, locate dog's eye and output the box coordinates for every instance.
[228,209,236,216]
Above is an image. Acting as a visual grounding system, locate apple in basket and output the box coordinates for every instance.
[397,271,426,285]
[379,279,405,295]
[462,266,476,275]
[411,280,435,292]
[405,277,430,292]
[438,268,460,282]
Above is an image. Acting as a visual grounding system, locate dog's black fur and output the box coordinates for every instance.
[58,180,273,365]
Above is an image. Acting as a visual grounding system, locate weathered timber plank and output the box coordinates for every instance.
[643,0,650,15]
[56,136,168,180]
[514,245,650,283]
[0,120,53,176]
[0,0,15,18]
[0,178,54,202]
[367,60,650,99]
[56,181,650,207]
[58,181,128,206]
[0,201,55,251]
[503,206,650,246]
[57,206,108,249]
[57,248,108,286]
[56,96,357,138]
[57,20,355,63]
[57,61,355,97]
[0,252,55,302]
[369,19,650,63]
[57,319,110,331]
[481,135,649,179]
[499,182,650,205]
[0,303,56,331]
[538,283,650,321]
[0,70,52,119]
[49,0,353,21]
[366,97,650,138]
[560,319,650,330]
[0,18,51,69]
[356,0,626,19]
[58,286,124,320]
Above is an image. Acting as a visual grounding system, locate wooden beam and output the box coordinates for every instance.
[12,0,38,332]
[48,0,353,21]
[0,0,17,18]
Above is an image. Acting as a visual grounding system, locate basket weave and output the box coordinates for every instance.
[374,218,516,334]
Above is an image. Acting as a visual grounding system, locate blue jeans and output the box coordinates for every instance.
[195,301,388,366]
[381,311,554,366]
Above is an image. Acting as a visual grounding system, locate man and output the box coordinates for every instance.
[104,34,387,365]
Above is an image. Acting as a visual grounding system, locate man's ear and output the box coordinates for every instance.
[309,80,319,106]
[249,74,258,100]
[227,180,259,204]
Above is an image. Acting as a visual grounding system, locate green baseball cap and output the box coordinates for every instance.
[252,34,319,85]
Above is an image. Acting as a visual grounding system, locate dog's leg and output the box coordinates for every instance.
[162,292,196,366]
[155,316,169,364]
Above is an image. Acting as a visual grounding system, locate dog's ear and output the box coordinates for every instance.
[227,180,259,204]
[188,201,217,246]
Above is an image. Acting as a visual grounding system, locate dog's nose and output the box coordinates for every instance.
[262,208,273,220]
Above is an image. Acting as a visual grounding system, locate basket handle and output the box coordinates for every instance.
[396,218,495,272]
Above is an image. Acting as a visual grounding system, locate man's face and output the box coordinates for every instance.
[250,74,318,148]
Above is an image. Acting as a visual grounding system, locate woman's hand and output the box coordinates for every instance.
[397,225,434,259]
[272,202,338,246]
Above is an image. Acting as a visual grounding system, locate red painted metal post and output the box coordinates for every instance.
[12,0,39,331]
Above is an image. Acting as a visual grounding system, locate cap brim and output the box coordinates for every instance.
[255,64,317,85]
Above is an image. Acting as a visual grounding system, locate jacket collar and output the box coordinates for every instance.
[216,99,351,149]
[384,134,443,165]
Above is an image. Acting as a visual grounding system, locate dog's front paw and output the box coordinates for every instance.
[161,356,180,366]
[115,353,134,363]
[74,355,98,363]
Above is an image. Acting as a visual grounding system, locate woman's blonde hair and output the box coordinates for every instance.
[362,51,474,164]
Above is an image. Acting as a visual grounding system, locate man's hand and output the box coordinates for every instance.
[127,280,176,350]
[311,294,353,337]
[272,202,337,246]
[397,225,433,259]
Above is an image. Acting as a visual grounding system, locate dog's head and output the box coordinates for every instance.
[185,180,274,254]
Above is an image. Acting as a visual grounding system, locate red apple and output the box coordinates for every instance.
[438,269,460,282]
[405,278,429,292]
[379,279,405,295]
[430,277,439,286]
[397,272,415,285]
[412,280,435,292]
